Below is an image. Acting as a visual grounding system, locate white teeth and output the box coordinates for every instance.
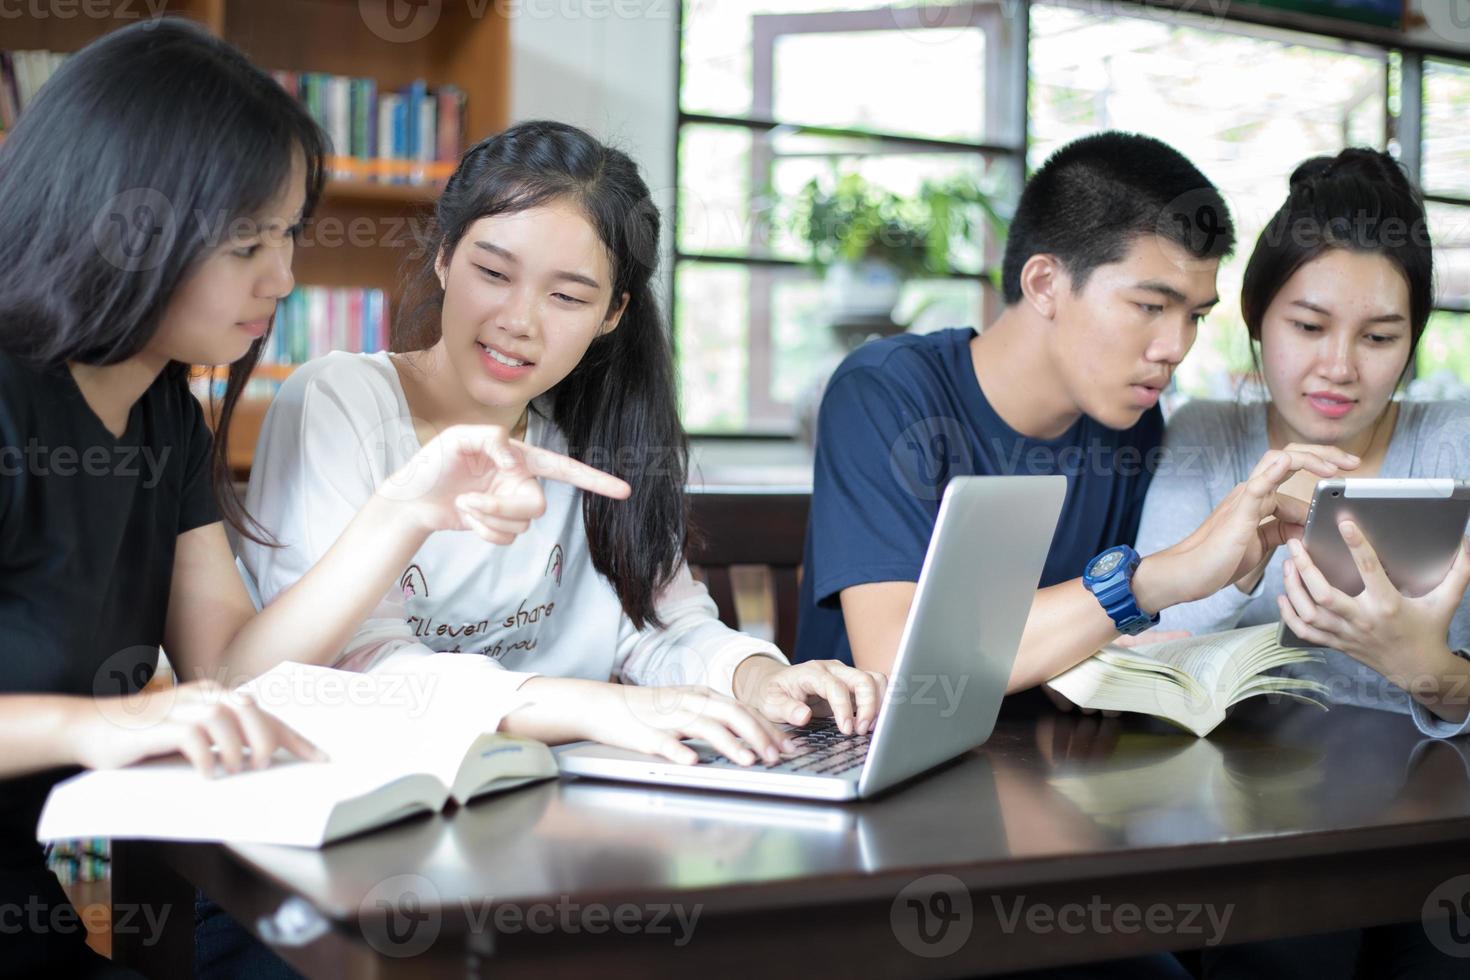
[479,343,527,367]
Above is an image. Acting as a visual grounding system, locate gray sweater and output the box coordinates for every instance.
[1135,399,1470,739]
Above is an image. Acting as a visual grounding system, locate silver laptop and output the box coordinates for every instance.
[556,475,1066,801]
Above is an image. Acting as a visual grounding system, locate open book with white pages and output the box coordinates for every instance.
[1045,624,1329,737]
[39,657,554,847]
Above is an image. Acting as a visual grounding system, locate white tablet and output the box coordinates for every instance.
[1279,478,1470,648]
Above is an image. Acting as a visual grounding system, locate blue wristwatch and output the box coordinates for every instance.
[1083,545,1159,636]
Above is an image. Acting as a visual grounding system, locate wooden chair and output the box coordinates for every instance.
[685,488,811,656]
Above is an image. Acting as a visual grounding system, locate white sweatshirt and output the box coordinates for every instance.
[241,351,785,704]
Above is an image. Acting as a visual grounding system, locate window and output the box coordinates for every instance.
[675,1,1466,433]
[1029,3,1390,401]
[676,2,1024,433]
[1418,59,1470,391]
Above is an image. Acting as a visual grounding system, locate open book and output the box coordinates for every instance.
[1045,624,1329,737]
[38,658,556,848]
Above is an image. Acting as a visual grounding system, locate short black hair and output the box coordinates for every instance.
[1241,148,1432,352]
[1001,132,1234,304]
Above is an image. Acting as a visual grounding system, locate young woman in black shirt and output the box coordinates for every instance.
[0,20,629,977]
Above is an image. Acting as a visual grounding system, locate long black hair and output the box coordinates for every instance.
[397,120,686,630]
[1242,148,1433,375]
[0,18,326,539]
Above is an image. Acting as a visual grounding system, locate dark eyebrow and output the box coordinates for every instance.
[1291,299,1406,326]
[473,240,601,290]
[1134,280,1219,310]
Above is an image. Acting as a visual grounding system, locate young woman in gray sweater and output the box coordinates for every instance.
[1136,148,1470,742]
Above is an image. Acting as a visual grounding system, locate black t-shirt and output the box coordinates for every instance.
[0,353,218,875]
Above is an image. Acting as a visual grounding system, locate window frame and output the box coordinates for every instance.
[673,0,1462,437]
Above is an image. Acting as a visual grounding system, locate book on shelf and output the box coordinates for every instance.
[192,285,388,399]
[1,55,467,190]
[1045,624,1329,737]
[0,49,68,134]
[271,69,464,186]
[38,658,557,848]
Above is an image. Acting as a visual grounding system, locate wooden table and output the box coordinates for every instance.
[112,700,1470,978]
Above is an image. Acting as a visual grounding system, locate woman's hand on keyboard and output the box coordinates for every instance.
[504,678,796,766]
[733,658,888,736]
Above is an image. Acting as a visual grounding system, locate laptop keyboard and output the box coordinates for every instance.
[694,719,872,776]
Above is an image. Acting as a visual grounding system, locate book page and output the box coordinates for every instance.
[1048,625,1326,735]
[240,655,534,781]
[1112,626,1275,699]
[449,733,558,803]
[1045,656,1223,734]
[37,756,445,847]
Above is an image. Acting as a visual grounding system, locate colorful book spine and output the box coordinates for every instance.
[376,93,398,183]
[267,70,463,185]
[437,86,465,163]
[242,286,390,391]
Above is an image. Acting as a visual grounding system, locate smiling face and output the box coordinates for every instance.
[435,199,628,419]
[142,152,307,368]
[1048,233,1221,430]
[1259,248,1412,447]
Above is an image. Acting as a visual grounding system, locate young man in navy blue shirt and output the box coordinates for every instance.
[796,132,1356,698]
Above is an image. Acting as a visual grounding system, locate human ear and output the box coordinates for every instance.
[434,246,449,291]
[601,291,631,335]
[1019,254,1068,320]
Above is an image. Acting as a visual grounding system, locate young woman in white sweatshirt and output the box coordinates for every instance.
[243,121,887,771]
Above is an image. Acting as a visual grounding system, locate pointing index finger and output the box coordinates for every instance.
[511,440,632,499]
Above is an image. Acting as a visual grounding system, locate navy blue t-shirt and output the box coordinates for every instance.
[795,327,1164,666]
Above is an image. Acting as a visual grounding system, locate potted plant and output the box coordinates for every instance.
[783,171,1007,341]
[782,171,1007,444]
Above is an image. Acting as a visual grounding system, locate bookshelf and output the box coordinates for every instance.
[4,0,512,475]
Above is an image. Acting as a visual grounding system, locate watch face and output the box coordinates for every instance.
[1090,550,1125,578]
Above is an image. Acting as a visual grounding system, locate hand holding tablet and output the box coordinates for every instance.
[1277,479,1470,663]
